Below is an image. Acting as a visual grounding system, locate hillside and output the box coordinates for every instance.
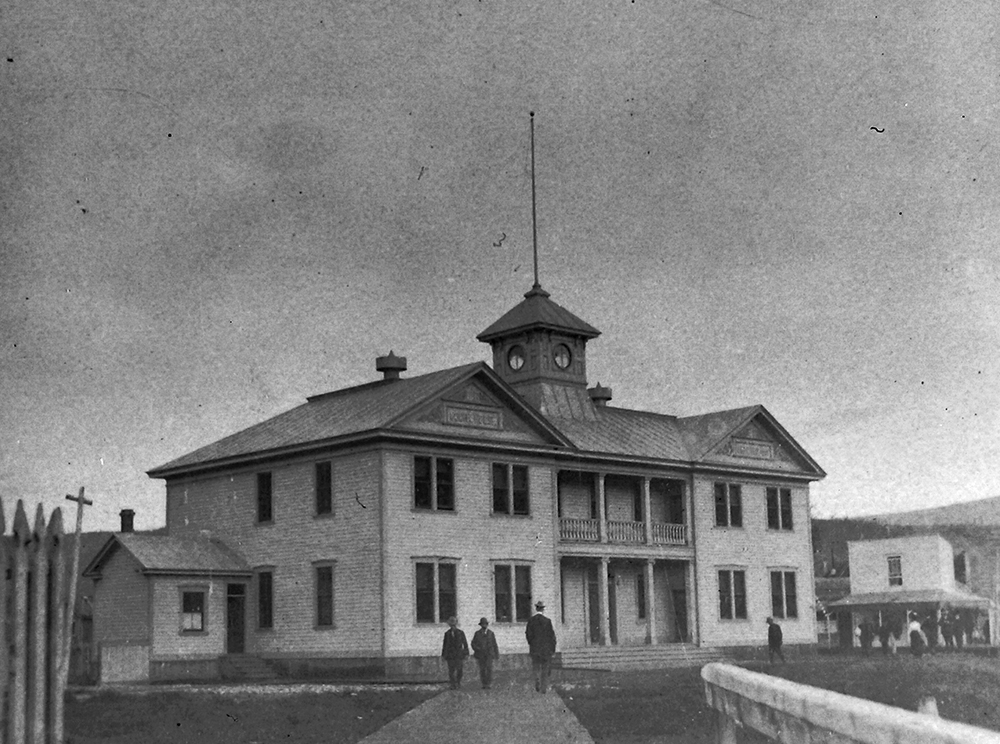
[871,495,1000,528]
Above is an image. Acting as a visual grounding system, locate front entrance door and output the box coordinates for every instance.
[226,583,246,654]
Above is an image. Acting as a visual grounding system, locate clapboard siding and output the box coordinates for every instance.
[692,475,816,647]
[92,548,150,646]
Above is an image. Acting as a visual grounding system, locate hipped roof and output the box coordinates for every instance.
[477,285,600,342]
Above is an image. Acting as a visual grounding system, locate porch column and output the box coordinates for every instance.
[597,473,607,543]
[642,477,652,544]
[645,559,657,644]
[598,557,611,645]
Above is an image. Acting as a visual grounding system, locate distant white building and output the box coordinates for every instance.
[830,534,995,646]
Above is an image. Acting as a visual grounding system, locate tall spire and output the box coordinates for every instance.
[530,111,541,292]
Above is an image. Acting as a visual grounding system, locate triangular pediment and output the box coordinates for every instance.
[688,407,824,478]
[390,369,572,447]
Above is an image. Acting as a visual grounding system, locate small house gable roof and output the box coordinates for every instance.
[83,533,250,578]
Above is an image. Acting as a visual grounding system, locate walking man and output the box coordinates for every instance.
[525,601,557,693]
[441,616,469,689]
[766,617,785,663]
[471,617,500,689]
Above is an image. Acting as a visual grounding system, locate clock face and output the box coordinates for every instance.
[553,343,572,370]
[507,345,525,371]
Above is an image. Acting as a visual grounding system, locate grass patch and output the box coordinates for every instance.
[557,654,1000,743]
[66,687,438,744]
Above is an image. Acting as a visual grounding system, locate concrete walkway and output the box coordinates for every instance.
[357,675,595,744]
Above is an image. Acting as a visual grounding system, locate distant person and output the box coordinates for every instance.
[940,612,954,649]
[878,622,893,656]
[766,617,785,664]
[471,617,500,690]
[908,614,926,657]
[441,616,469,689]
[922,615,938,651]
[525,601,557,693]
[859,620,874,656]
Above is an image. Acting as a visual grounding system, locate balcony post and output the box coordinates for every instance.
[645,559,657,644]
[597,473,607,543]
[598,557,611,645]
[643,477,652,544]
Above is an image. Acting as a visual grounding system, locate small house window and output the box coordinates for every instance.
[492,464,530,515]
[315,564,335,628]
[718,569,747,620]
[257,472,273,523]
[415,560,457,623]
[414,456,455,511]
[257,570,273,630]
[766,487,793,530]
[770,570,798,619]
[494,564,532,623]
[181,590,206,632]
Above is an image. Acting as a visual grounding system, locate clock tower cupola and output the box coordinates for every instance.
[477,283,600,414]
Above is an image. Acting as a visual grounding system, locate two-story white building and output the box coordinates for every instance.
[85,283,825,682]
[830,534,995,646]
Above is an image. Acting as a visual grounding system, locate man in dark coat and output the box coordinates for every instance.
[471,617,500,689]
[766,617,784,663]
[525,601,557,693]
[441,616,469,689]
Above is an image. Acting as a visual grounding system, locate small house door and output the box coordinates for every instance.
[226,583,246,654]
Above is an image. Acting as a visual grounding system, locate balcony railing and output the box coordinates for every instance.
[559,518,689,546]
[652,522,687,545]
[559,518,600,542]
[607,520,644,543]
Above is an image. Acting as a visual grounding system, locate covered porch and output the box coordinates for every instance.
[559,556,695,649]
[557,471,689,547]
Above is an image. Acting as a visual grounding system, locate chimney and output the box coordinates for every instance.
[376,351,407,381]
[119,509,135,533]
[588,383,613,407]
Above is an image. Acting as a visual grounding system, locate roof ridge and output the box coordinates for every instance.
[306,362,484,402]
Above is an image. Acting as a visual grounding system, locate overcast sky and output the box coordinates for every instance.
[3,1,998,532]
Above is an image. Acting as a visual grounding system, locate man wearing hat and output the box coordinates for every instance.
[441,616,470,689]
[471,617,500,689]
[525,601,557,693]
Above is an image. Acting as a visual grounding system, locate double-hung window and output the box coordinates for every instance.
[257,569,274,630]
[315,562,335,628]
[888,555,903,587]
[180,589,206,632]
[494,564,532,622]
[414,456,455,511]
[315,461,333,516]
[415,560,458,623]
[770,570,798,619]
[766,487,793,530]
[492,464,530,515]
[714,483,742,527]
[257,472,273,523]
[718,569,747,620]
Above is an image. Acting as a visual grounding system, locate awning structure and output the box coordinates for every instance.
[828,588,993,612]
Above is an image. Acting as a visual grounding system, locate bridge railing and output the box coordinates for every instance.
[702,661,1000,744]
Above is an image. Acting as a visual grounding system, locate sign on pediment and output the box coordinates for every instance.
[443,404,502,430]
[729,438,774,460]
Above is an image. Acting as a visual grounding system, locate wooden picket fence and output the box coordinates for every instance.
[0,489,88,744]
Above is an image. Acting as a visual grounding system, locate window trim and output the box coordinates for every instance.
[256,471,274,524]
[179,586,208,635]
[714,482,743,528]
[413,456,456,512]
[717,568,748,621]
[413,557,460,625]
[888,555,903,587]
[256,567,275,631]
[491,463,531,517]
[769,569,799,619]
[315,460,333,517]
[766,486,794,531]
[492,561,534,623]
[314,560,336,630]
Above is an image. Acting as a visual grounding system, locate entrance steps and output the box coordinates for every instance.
[558,644,728,671]
[219,654,278,681]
